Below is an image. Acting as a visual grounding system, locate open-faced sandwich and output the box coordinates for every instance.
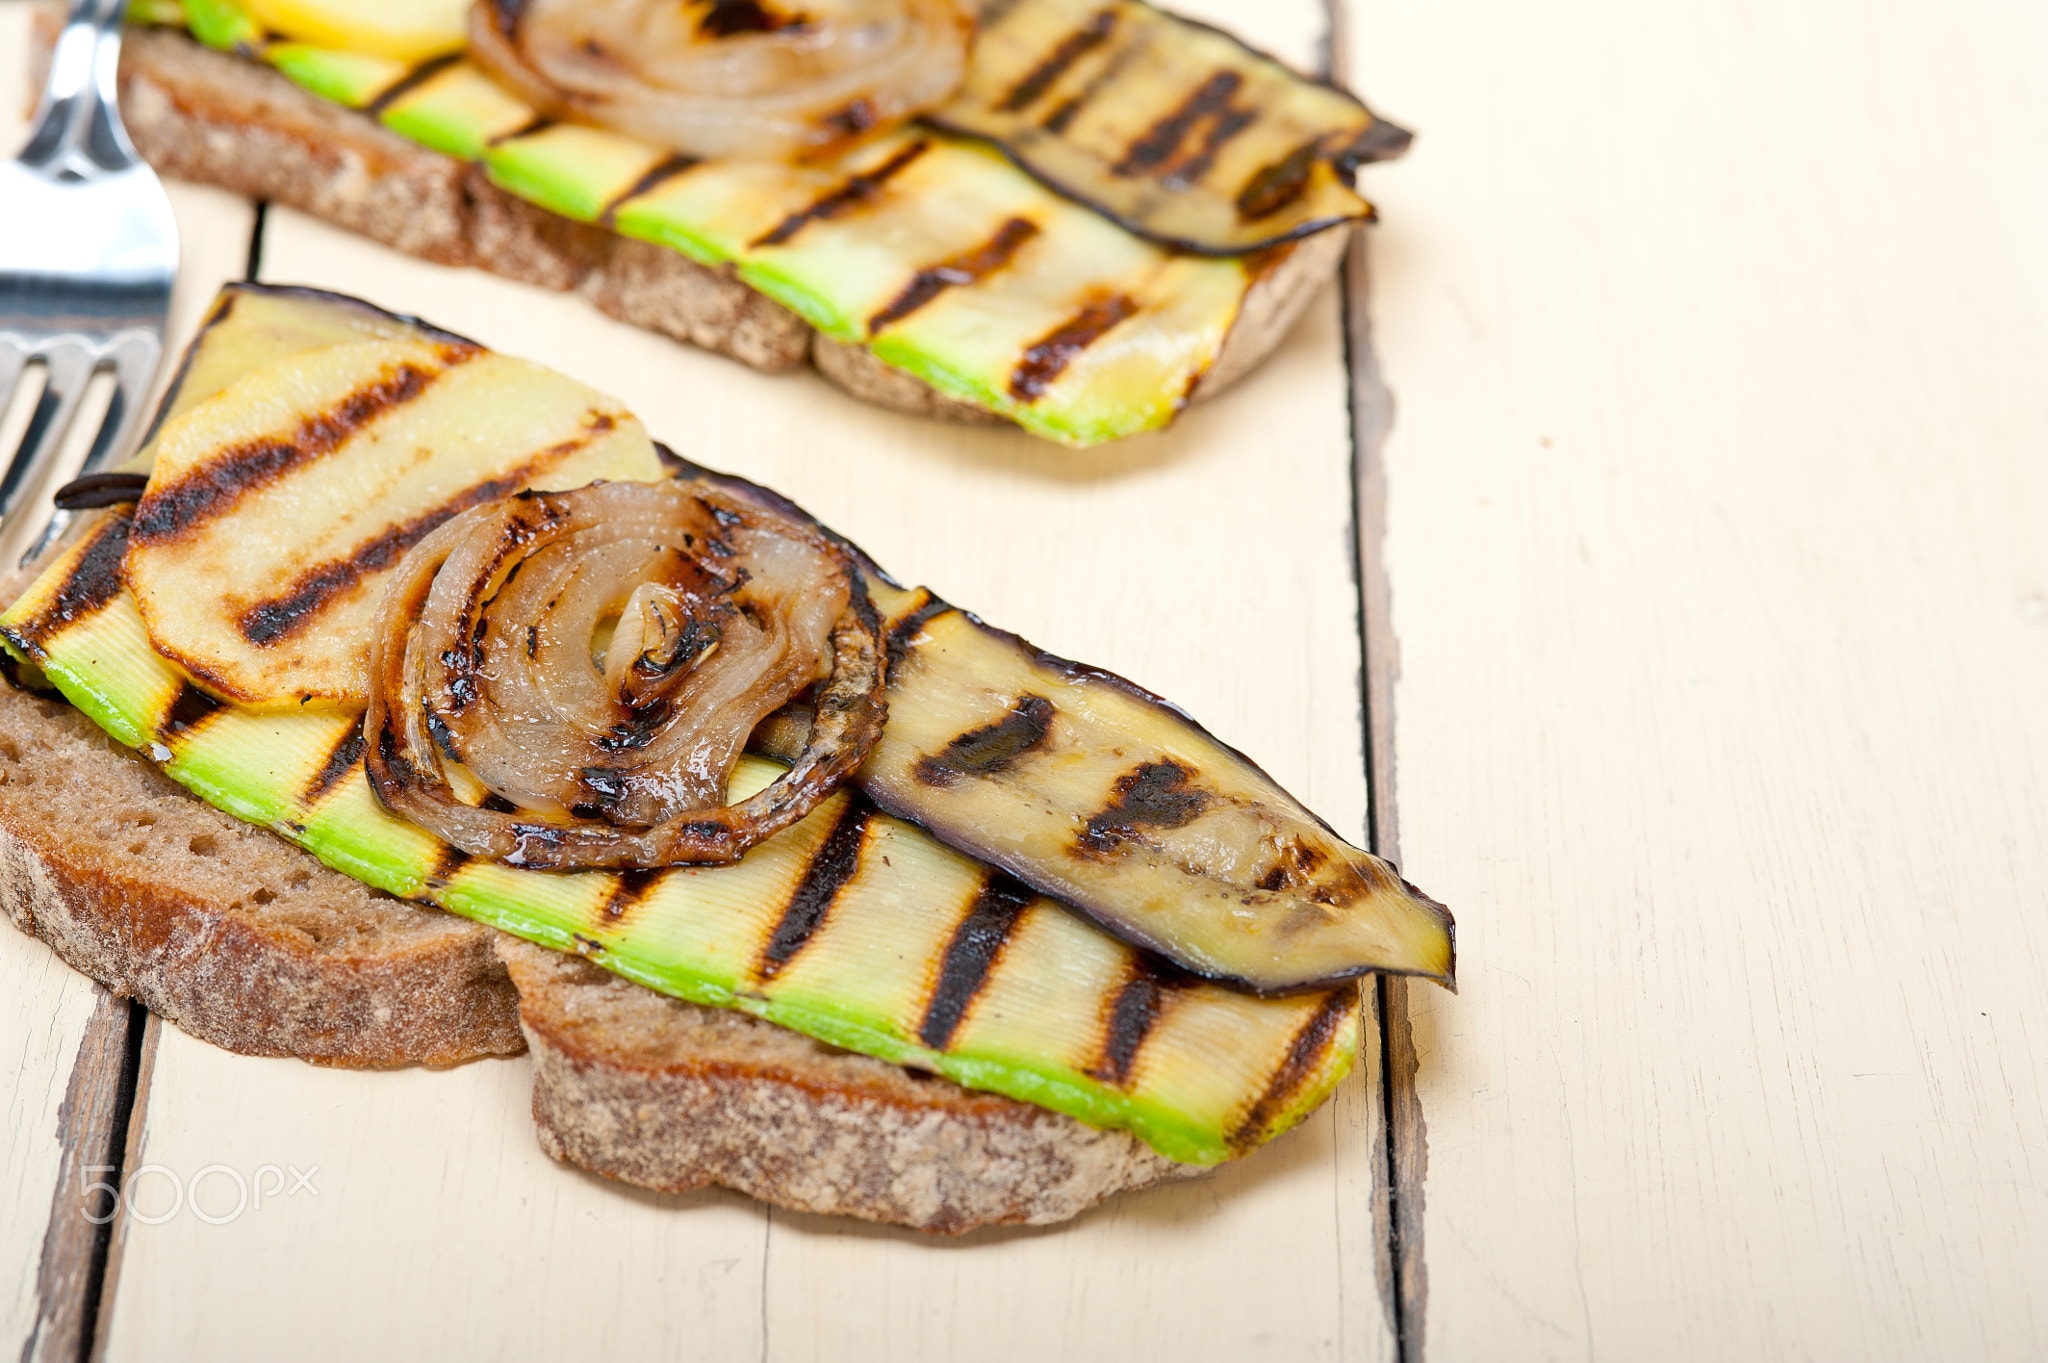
[32,0,1408,444]
[0,284,1453,1232]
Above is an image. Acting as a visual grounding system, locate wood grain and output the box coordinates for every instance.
[1,8,256,1358]
[0,932,106,1357]
[0,12,109,1351]
[1349,0,2048,1356]
[83,0,1400,1351]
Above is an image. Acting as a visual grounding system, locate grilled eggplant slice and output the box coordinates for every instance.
[121,285,1453,991]
[3,511,1360,1167]
[931,0,1409,253]
[2,287,1450,1161]
[122,335,666,708]
[702,476,1455,995]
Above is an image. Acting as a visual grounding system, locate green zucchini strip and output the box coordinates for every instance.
[2,524,1357,1165]
[156,3,1276,446]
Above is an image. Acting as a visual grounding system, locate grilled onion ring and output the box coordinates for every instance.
[469,0,971,162]
[365,479,886,868]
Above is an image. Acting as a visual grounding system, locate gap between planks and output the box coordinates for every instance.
[1325,0,1431,1352]
[22,23,1423,1354]
[17,193,270,1363]
[18,999,159,1363]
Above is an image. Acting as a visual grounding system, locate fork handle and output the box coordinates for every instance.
[19,0,139,177]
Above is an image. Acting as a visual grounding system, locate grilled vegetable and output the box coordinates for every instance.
[930,0,1408,253]
[700,476,1455,994]
[467,0,972,161]
[763,589,1453,992]
[121,336,665,709]
[118,285,1453,990]
[2,518,1358,1167]
[245,0,470,62]
[365,480,888,868]
[2,287,1450,1160]
[156,1,1378,444]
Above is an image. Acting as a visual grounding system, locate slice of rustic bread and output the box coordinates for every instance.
[33,14,1346,429]
[0,672,1192,1226]
[498,938,1193,1233]
[0,680,524,1065]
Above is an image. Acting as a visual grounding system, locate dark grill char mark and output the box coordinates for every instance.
[914,694,1056,787]
[820,98,879,141]
[597,868,662,929]
[487,116,553,148]
[599,154,701,227]
[1008,295,1138,401]
[234,436,600,649]
[365,53,462,116]
[486,0,526,38]
[757,799,870,980]
[867,218,1041,334]
[4,510,129,651]
[883,592,950,671]
[572,766,628,821]
[998,9,1117,112]
[1234,138,1319,221]
[1226,988,1354,1150]
[1087,956,1191,1087]
[426,843,473,889]
[1040,98,1085,134]
[159,683,225,740]
[917,874,1035,1051]
[752,140,930,248]
[1077,760,1212,856]
[131,352,474,545]
[302,726,368,806]
[1111,70,1248,180]
[1158,105,1255,190]
[51,471,150,511]
[699,0,811,37]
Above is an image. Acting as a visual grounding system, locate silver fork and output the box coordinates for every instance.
[0,0,177,566]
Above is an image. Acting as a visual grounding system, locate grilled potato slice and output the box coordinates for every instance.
[123,336,665,710]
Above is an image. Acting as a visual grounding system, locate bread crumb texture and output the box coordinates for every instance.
[500,938,1199,1233]
[0,682,523,1064]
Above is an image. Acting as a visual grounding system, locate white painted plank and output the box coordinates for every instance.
[100,114,1391,1357]
[100,1040,768,1361]
[0,12,105,1344]
[1,5,254,1353]
[1349,0,2048,1356]
[0,929,102,1351]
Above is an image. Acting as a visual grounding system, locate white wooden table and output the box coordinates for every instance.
[4,0,2045,1358]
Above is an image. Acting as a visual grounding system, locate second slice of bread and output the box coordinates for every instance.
[41,15,1347,432]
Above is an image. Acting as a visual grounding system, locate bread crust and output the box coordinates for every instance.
[499,939,1194,1233]
[55,16,1345,427]
[0,682,524,1065]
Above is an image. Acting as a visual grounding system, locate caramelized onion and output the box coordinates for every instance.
[469,0,971,161]
[364,479,886,868]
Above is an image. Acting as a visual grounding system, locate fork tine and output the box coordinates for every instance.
[0,344,96,529]
[15,334,164,569]
[78,332,163,476]
[0,340,28,432]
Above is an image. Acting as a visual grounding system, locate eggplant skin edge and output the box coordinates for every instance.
[670,450,1457,996]
[925,0,1416,257]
